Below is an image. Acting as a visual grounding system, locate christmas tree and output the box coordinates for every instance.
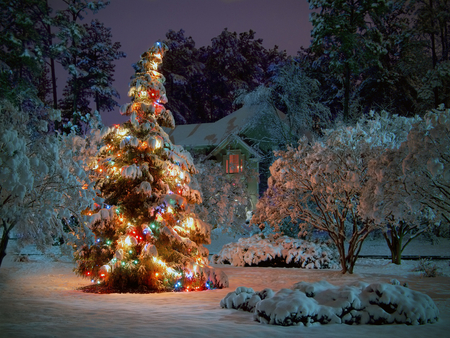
[74,42,228,292]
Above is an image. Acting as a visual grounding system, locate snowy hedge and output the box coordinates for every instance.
[220,280,439,326]
[211,234,339,269]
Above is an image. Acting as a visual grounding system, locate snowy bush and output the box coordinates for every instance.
[413,259,444,277]
[219,287,275,312]
[221,280,440,326]
[211,234,339,269]
[360,106,450,264]
[0,99,100,266]
[252,112,417,273]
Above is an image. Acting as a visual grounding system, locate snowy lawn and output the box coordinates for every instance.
[1,252,450,338]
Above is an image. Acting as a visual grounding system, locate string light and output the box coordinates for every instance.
[75,42,224,292]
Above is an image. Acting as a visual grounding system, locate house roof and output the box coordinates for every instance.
[166,105,286,147]
[207,133,262,160]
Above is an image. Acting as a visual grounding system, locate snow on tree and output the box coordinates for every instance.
[55,0,116,132]
[73,42,228,292]
[0,98,99,267]
[75,19,125,113]
[221,280,439,326]
[194,157,256,236]
[251,112,417,274]
[235,61,331,145]
[403,106,450,221]
[360,106,450,264]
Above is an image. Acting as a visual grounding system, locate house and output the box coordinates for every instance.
[165,105,288,207]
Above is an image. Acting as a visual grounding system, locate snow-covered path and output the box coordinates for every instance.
[1,255,449,338]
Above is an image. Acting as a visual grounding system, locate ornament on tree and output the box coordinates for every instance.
[74,42,228,292]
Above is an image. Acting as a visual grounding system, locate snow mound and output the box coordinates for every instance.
[211,234,339,269]
[221,280,439,326]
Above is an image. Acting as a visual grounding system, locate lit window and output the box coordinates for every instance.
[225,153,243,173]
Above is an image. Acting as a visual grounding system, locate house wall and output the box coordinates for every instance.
[213,147,259,209]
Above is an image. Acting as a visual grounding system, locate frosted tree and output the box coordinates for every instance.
[360,135,430,264]
[252,112,416,273]
[0,98,99,267]
[77,20,126,112]
[236,61,331,144]
[55,0,115,131]
[402,106,450,220]
[360,107,450,263]
[73,42,228,292]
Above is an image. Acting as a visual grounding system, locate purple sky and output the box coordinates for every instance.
[64,0,314,126]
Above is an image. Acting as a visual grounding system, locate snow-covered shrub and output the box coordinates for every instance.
[0,99,100,266]
[252,112,417,273]
[360,107,450,264]
[413,259,444,277]
[211,234,339,269]
[221,280,440,326]
[219,287,275,312]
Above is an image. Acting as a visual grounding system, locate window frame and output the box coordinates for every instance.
[224,151,244,174]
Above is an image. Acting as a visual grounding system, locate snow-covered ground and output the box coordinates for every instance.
[0,238,449,337]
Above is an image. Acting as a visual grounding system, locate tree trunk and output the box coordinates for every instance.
[390,234,403,265]
[0,222,12,268]
[429,0,439,107]
[384,224,404,265]
[95,91,100,112]
[50,57,58,110]
[343,63,350,122]
[44,11,58,110]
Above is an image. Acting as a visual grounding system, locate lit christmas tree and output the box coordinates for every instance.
[74,42,228,292]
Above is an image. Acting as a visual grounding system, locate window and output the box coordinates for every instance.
[225,153,244,173]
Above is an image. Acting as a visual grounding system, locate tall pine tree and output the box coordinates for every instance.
[309,0,388,121]
[74,42,228,292]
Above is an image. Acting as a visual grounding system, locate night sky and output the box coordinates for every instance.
[55,0,314,126]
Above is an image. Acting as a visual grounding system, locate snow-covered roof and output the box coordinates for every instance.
[166,105,286,147]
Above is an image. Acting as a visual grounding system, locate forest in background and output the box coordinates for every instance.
[1,0,450,271]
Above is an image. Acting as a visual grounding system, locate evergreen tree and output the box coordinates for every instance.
[78,19,125,113]
[161,29,286,124]
[199,29,269,121]
[0,0,46,102]
[74,42,228,292]
[296,46,342,119]
[161,29,201,125]
[414,0,450,108]
[308,0,388,121]
[358,0,423,116]
[55,0,110,132]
